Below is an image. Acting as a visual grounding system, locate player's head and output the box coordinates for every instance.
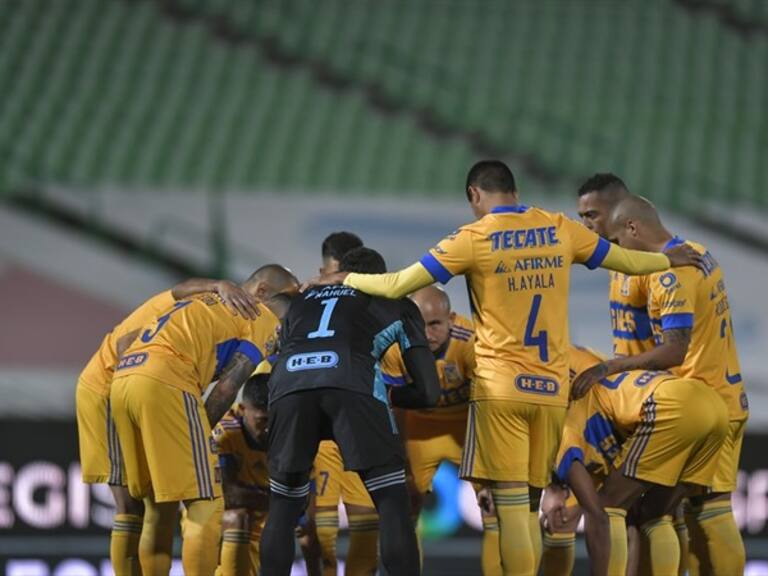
[244,264,300,301]
[261,292,293,321]
[465,160,518,219]
[576,173,630,238]
[339,247,387,274]
[241,373,270,444]
[607,195,666,251]
[410,286,454,356]
[320,232,363,275]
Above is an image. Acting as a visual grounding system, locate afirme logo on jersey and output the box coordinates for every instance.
[514,374,559,395]
[286,351,339,372]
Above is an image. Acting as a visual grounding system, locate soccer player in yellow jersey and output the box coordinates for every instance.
[212,374,270,576]
[553,345,727,576]
[379,286,501,575]
[76,277,261,576]
[312,232,380,576]
[576,174,685,575]
[572,196,750,576]
[309,160,702,576]
[111,265,298,576]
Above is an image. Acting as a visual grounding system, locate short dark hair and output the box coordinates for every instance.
[339,247,387,274]
[465,160,517,199]
[242,373,270,408]
[321,232,363,261]
[577,173,628,197]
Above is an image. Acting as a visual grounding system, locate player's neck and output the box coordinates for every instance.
[482,193,520,215]
[645,227,675,253]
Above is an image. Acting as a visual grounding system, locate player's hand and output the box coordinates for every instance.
[476,486,495,516]
[664,244,705,272]
[300,272,349,292]
[570,362,608,400]
[215,280,261,319]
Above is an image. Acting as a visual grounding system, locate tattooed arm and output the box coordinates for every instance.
[206,352,257,426]
[571,328,691,400]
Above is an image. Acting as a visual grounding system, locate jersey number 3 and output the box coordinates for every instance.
[308,298,338,339]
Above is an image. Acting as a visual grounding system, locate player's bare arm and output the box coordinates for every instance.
[570,328,691,400]
[221,457,269,511]
[172,278,260,319]
[568,461,610,576]
[205,352,257,425]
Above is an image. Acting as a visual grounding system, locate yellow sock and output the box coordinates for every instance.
[689,500,745,576]
[220,528,251,576]
[673,515,689,576]
[606,507,628,576]
[541,532,575,576]
[315,509,339,576]
[249,525,262,575]
[641,515,679,576]
[481,515,502,576]
[492,487,534,576]
[529,512,543,574]
[139,499,177,576]
[111,513,142,576]
[345,512,379,576]
[182,498,223,576]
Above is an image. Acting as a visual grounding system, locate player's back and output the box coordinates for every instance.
[645,239,748,421]
[78,290,176,395]
[270,284,423,403]
[115,292,277,395]
[426,205,610,408]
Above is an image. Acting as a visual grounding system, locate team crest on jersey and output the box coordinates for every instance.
[443,364,462,385]
[620,275,631,297]
[265,334,278,356]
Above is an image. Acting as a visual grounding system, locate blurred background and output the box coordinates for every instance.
[1,0,767,574]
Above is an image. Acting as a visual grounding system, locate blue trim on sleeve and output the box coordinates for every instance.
[661,313,694,330]
[382,373,407,387]
[236,340,264,366]
[556,447,584,483]
[490,205,529,214]
[663,236,685,251]
[419,253,453,284]
[584,237,611,269]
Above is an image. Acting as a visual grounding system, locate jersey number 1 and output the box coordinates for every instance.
[308,298,338,339]
[524,294,549,362]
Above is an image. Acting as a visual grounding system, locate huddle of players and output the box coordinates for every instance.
[74,159,746,576]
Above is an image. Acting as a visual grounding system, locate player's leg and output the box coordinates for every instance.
[219,508,251,576]
[461,399,535,576]
[313,441,343,576]
[296,493,324,576]
[110,485,145,576]
[671,504,688,576]
[343,500,379,576]
[476,485,502,576]
[632,485,688,576]
[540,492,579,576]
[685,419,746,576]
[262,391,324,576]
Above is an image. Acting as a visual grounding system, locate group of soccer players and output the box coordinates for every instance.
[75,159,746,576]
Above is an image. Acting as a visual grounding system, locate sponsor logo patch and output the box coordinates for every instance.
[116,352,148,371]
[286,351,339,372]
[514,374,559,396]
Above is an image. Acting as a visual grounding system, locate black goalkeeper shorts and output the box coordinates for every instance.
[268,388,404,475]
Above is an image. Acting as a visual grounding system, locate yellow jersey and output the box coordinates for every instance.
[212,404,269,491]
[609,272,655,356]
[556,346,677,481]
[420,205,611,407]
[113,293,279,396]
[79,290,176,396]
[380,313,475,418]
[644,237,748,421]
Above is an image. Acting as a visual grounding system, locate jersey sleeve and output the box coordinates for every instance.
[419,227,474,283]
[399,299,430,351]
[649,269,697,332]
[379,345,408,387]
[237,315,278,367]
[554,400,591,483]
[560,216,611,269]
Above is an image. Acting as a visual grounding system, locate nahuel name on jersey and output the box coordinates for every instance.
[488,226,559,251]
[305,286,356,300]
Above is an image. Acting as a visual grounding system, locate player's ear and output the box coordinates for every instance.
[467,185,481,205]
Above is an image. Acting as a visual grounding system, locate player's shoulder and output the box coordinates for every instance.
[449,314,475,343]
[213,405,244,438]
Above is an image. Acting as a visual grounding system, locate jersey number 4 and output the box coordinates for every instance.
[524,294,549,362]
[308,298,338,339]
